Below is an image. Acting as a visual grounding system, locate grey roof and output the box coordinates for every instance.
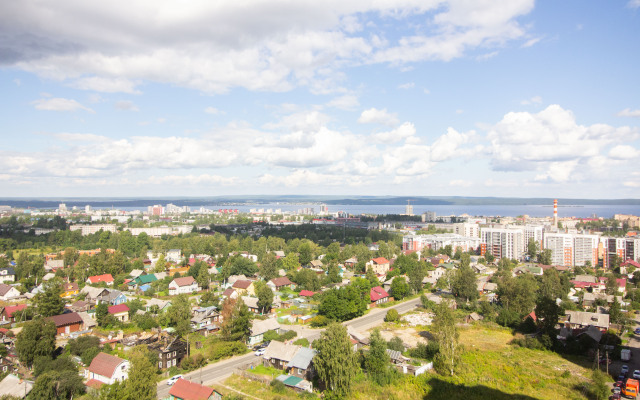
[0,374,33,397]
[263,341,300,363]
[289,347,316,370]
[0,267,15,275]
[565,311,609,329]
[250,318,280,336]
[385,349,402,361]
[129,269,145,278]
[574,274,597,283]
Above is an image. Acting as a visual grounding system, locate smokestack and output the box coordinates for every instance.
[553,199,558,227]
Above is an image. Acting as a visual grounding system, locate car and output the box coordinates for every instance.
[167,375,183,386]
[615,380,624,388]
[255,348,266,357]
[619,374,627,382]
[612,393,621,400]
[613,386,621,394]
[622,365,630,374]
[633,370,640,379]
[635,328,640,334]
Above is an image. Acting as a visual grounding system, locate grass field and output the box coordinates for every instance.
[223,323,603,400]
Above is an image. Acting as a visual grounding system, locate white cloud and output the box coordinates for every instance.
[32,97,94,113]
[4,1,536,94]
[398,82,414,89]
[204,107,224,115]
[488,104,639,182]
[449,179,473,187]
[259,170,363,187]
[114,100,139,111]
[326,94,359,110]
[13,79,21,86]
[617,108,640,117]
[358,107,399,125]
[521,37,541,48]
[609,145,639,160]
[373,122,416,143]
[520,95,542,105]
[144,174,238,186]
[628,0,640,8]
[72,77,141,94]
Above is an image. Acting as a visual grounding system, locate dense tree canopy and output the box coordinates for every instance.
[313,323,359,397]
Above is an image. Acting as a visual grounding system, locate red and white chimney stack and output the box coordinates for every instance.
[553,199,558,227]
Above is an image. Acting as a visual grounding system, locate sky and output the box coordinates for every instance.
[1,0,639,199]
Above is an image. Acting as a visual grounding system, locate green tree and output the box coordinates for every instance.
[28,369,85,400]
[36,280,64,317]
[497,274,538,316]
[221,298,252,342]
[280,253,300,272]
[535,296,562,337]
[432,299,459,376]
[527,238,539,259]
[16,318,57,368]
[259,253,278,281]
[121,345,157,400]
[407,263,426,294]
[364,329,393,385]
[390,277,409,300]
[605,275,618,296]
[365,267,379,287]
[196,266,210,290]
[609,297,622,325]
[95,302,108,326]
[254,281,274,314]
[313,323,359,397]
[452,262,478,303]
[298,242,313,266]
[167,294,192,337]
[538,249,552,265]
[327,261,341,284]
[590,369,609,400]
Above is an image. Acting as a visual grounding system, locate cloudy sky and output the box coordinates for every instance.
[1,0,639,198]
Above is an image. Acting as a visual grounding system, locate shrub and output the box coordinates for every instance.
[180,354,207,371]
[384,309,399,322]
[387,336,404,352]
[510,337,545,350]
[409,341,439,360]
[206,341,247,361]
[310,315,330,328]
[270,379,286,393]
[293,338,309,347]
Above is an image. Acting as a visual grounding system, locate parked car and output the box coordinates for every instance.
[635,328,640,334]
[633,370,640,379]
[255,348,266,357]
[622,365,630,375]
[167,375,183,386]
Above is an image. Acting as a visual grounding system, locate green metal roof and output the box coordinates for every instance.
[283,376,303,386]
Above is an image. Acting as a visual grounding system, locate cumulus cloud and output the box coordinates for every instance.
[114,100,139,111]
[32,97,94,113]
[609,145,640,160]
[398,82,414,89]
[358,107,399,125]
[628,0,640,8]
[2,1,536,94]
[617,108,640,117]
[488,104,639,183]
[144,174,238,186]
[373,122,416,143]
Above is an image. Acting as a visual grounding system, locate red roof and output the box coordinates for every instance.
[87,274,114,283]
[88,353,127,379]
[86,379,105,389]
[525,311,537,322]
[371,257,389,265]
[222,288,235,297]
[169,378,215,400]
[173,276,197,287]
[270,277,293,287]
[108,304,130,314]
[617,278,627,288]
[4,304,27,318]
[299,290,315,297]
[370,286,389,302]
[622,260,640,268]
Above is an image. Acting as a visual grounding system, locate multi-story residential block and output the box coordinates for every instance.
[453,223,479,238]
[403,233,481,253]
[544,233,574,267]
[69,224,117,236]
[480,227,524,260]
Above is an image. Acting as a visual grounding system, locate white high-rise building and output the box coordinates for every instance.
[480,227,524,260]
[453,223,479,238]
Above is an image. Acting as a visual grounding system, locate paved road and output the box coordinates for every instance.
[157,296,424,398]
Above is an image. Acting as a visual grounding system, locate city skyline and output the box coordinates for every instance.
[1,1,639,198]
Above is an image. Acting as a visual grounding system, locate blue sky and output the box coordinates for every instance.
[1,0,639,198]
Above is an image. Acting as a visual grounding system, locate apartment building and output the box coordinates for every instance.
[480,227,524,260]
[69,224,117,236]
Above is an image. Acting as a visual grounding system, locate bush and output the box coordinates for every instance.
[270,379,286,393]
[206,341,247,361]
[180,354,207,371]
[293,338,309,347]
[384,309,399,322]
[310,315,330,328]
[409,341,439,360]
[277,330,297,342]
[387,336,404,352]
[80,347,100,366]
[263,330,280,342]
[510,337,545,350]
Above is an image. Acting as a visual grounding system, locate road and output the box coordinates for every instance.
[156,296,423,399]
